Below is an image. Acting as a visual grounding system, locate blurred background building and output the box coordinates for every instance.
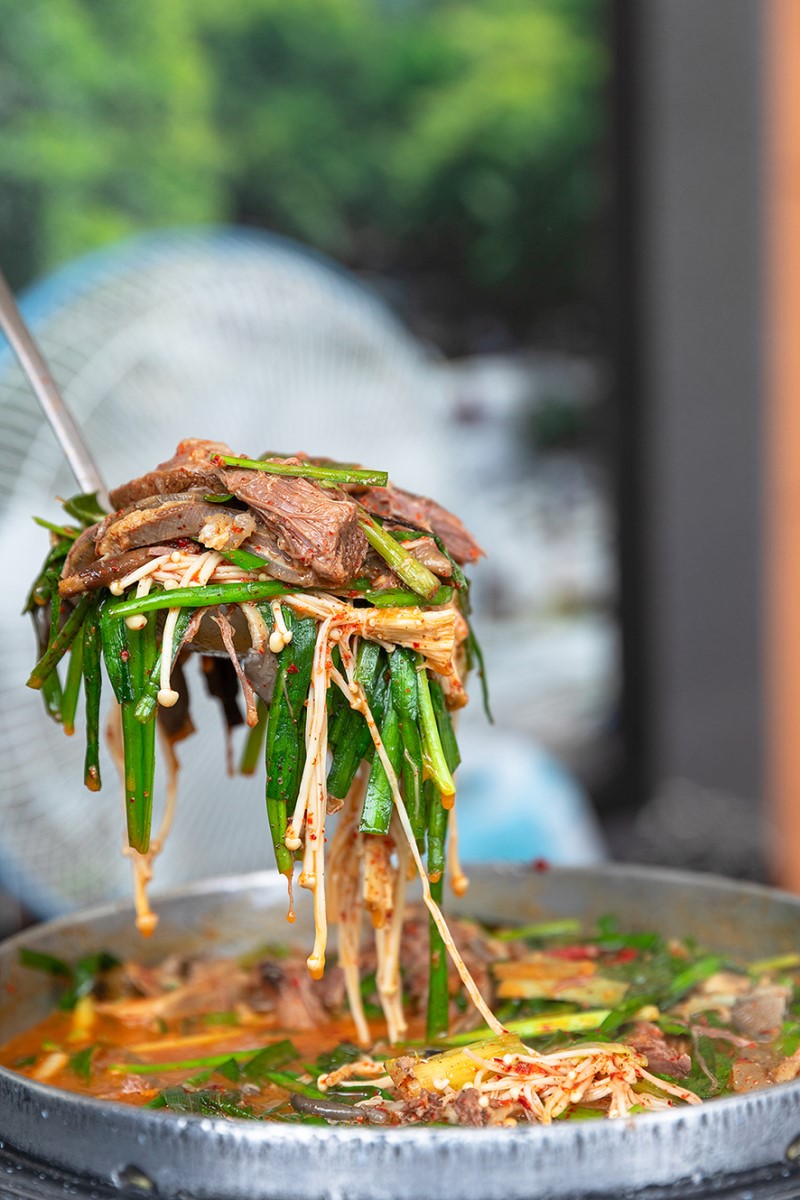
[0,0,789,916]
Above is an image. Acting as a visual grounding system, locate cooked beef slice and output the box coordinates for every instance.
[96,500,255,557]
[224,466,367,585]
[59,545,172,598]
[62,525,101,577]
[107,439,231,509]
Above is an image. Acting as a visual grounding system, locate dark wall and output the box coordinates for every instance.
[618,0,764,808]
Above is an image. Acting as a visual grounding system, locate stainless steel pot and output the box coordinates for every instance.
[1,863,800,1200]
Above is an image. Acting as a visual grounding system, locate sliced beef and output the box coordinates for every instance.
[242,644,279,706]
[62,525,100,578]
[358,485,483,564]
[224,466,367,586]
[96,499,255,557]
[107,438,231,509]
[447,1086,489,1127]
[242,521,326,588]
[404,536,453,577]
[59,545,172,598]
[100,957,250,1024]
[251,960,328,1030]
[626,1022,691,1078]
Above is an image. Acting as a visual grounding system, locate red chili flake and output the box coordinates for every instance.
[286,663,299,675]
[5,983,16,995]
[119,649,130,662]
[412,642,420,649]
[531,858,550,873]
[128,796,135,804]
[612,948,639,964]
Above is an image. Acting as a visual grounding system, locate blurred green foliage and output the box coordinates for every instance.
[0,0,607,339]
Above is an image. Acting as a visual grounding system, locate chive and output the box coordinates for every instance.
[82,597,103,791]
[240,698,268,775]
[216,546,273,572]
[441,1010,612,1047]
[32,516,79,540]
[359,701,402,835]
[26,593,92,690]
[358,513,442,601]
[426,779,448,884]
[493,918,584,942]
[265,612,317,875]
[120,618,157,853]
[665,955,726,1004]
[61,636,84,736]
[426,872,449,1040]
[390,649,425,842]
[327,643,389,800]
[416,663,456,800]
[429,678,461,772]
[41,670,64,724]
[100,604,135,703]
[61,491,106,526]
[115,1039,299,1077]
[68,1045,95,1083]
[344,581,454,608]
[106,580,292,620]
[218,454,388,487]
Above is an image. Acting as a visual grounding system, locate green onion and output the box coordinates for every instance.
[358,514,442,602]
[217,454,388,487]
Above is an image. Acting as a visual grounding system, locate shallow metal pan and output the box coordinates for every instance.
[1,863,799,1200]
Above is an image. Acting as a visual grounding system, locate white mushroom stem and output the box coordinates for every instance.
[157,607,181,708]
